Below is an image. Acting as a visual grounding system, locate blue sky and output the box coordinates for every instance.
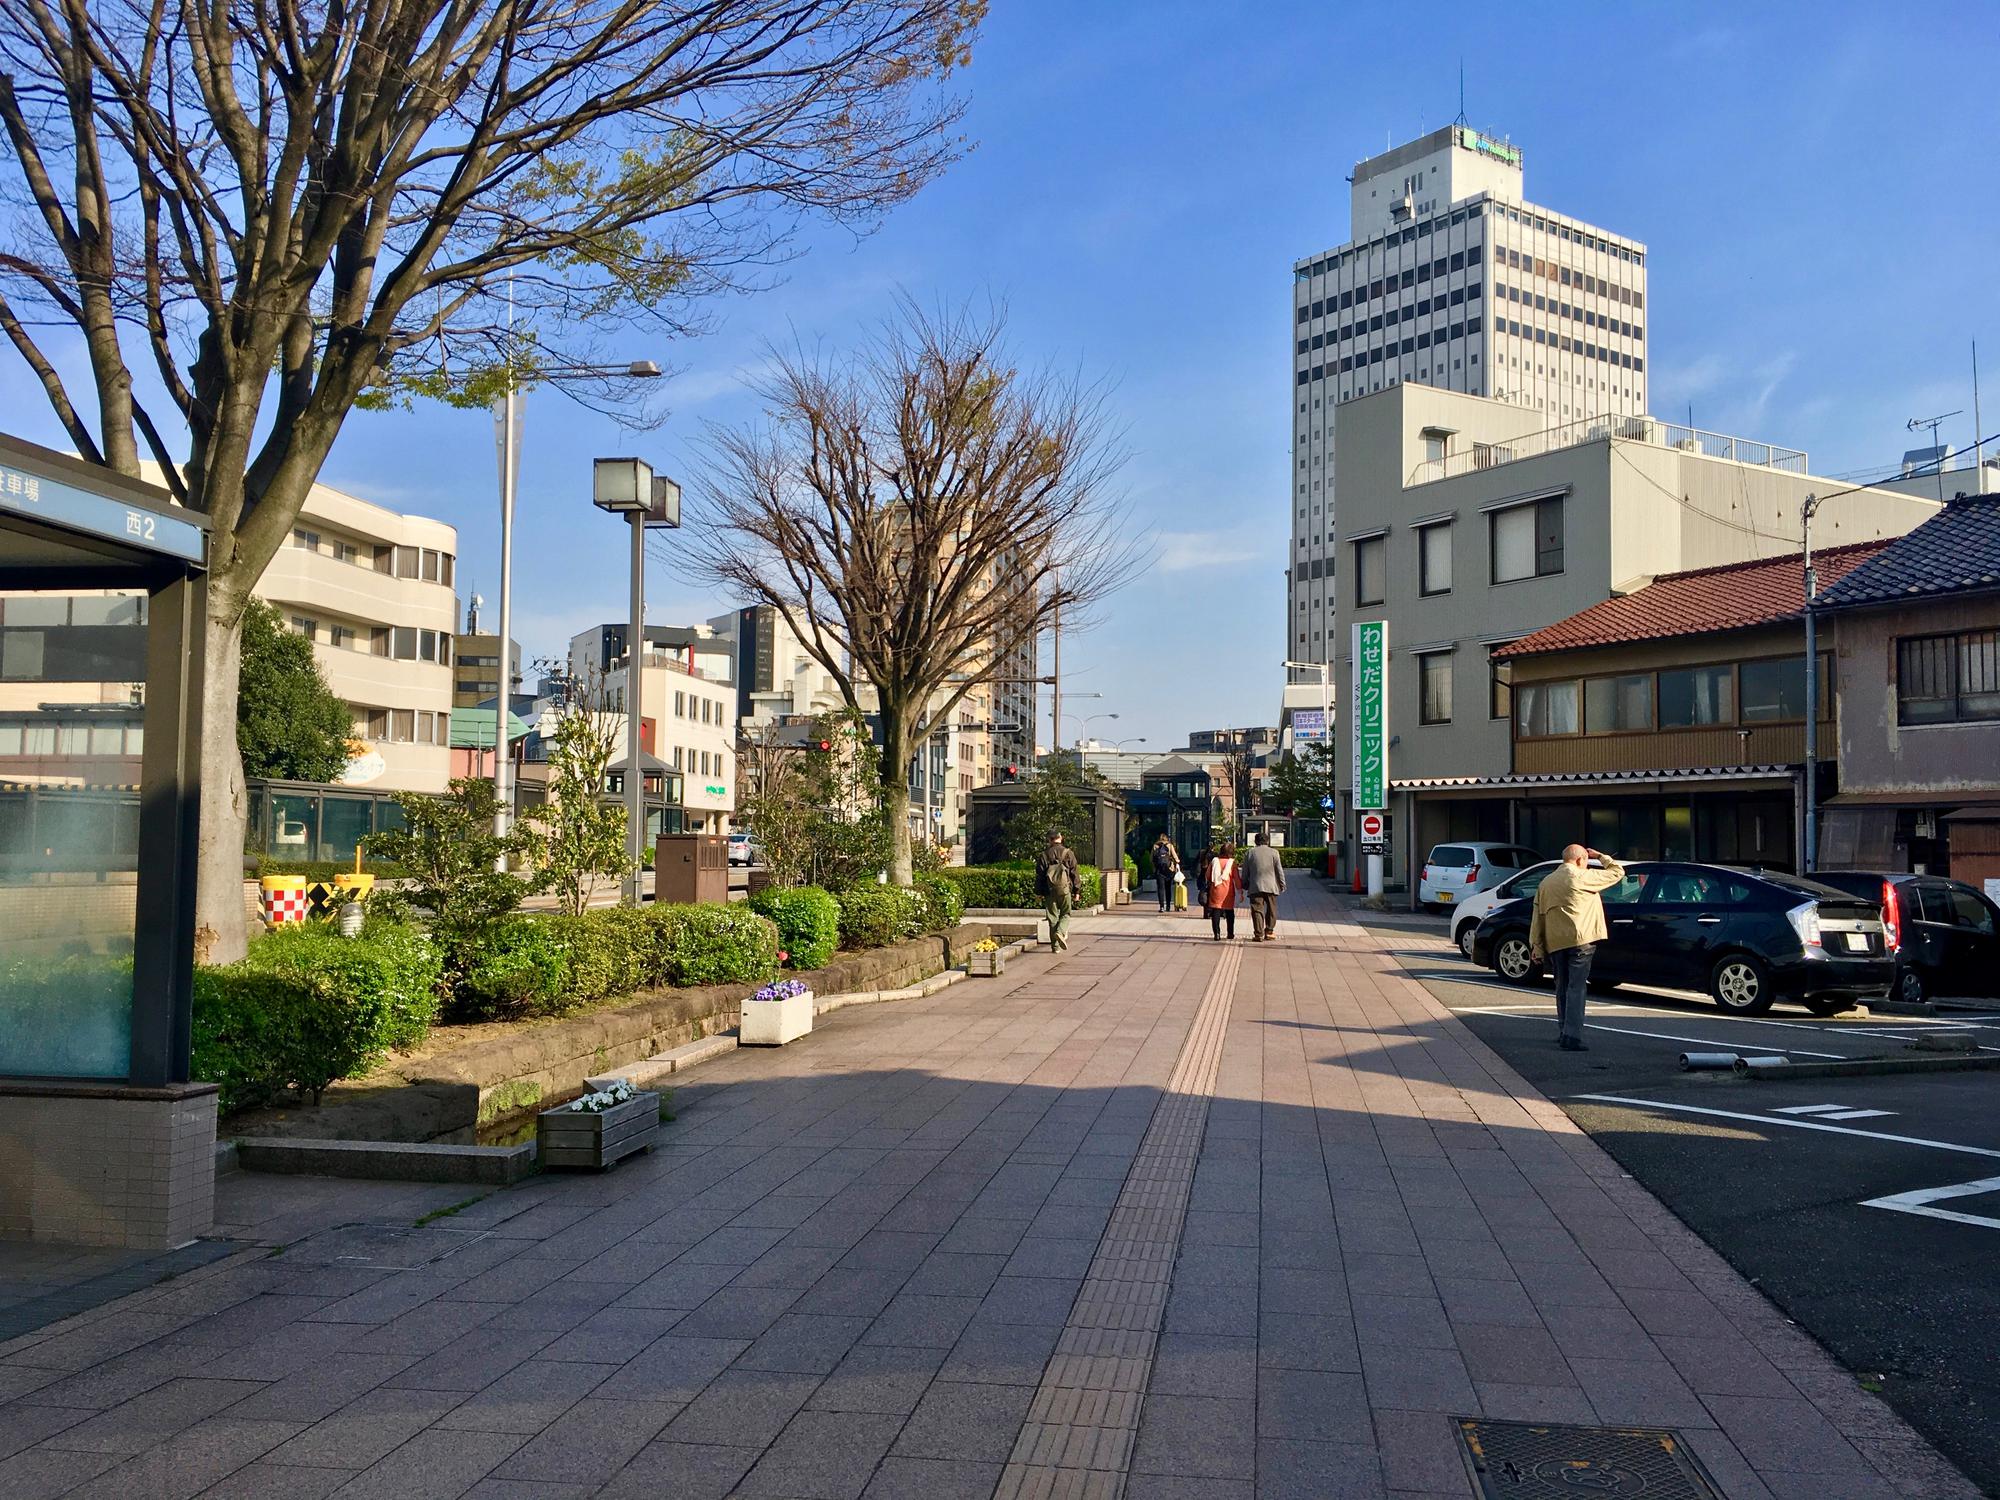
[7,2,1997,755]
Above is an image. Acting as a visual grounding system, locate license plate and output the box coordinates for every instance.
[1436,891,1454,903]
[1842,932,1869,953]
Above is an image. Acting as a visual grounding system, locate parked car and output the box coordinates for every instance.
[727,831,759,867]
[1811,871,2000,1004]
[1448,859,1591,960]
[1419,842,1545,910]
[1469,860,1893,1016]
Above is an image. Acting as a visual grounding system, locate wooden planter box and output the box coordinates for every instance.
[741,989,814,1046]
[967,950,1006,977]
[537,1091,658,1171]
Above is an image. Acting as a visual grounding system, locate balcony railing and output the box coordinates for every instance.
[1413,412,1808,486]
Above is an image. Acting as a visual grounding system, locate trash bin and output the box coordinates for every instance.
[655,833,729,905]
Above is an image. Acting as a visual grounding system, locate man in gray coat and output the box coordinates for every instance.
[1241,832,1287,942]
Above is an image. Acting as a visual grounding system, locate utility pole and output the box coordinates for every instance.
[1801,493,1821,873]
[1049,581,1061,761]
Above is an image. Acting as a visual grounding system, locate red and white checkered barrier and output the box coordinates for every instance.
[259,876,310,927]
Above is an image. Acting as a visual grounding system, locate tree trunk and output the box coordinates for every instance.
[879,715,913,887]
[194,593,250,965]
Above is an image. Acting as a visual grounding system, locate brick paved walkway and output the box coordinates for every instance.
[0,884,1979,1498]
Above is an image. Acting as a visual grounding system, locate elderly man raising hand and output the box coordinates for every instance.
[1528,844,1625,1052]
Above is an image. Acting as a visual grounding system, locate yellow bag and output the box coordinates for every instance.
[1172,882,1189,911]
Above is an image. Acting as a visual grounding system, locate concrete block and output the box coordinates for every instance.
[232,1136,537,1185]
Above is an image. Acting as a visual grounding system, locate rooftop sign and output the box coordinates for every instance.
[1457,126,1522,168]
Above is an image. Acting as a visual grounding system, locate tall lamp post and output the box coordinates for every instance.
[593,457,682,905]
[491,357,660,838]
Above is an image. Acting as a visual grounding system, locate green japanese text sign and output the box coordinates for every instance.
[1351,620,1388,812]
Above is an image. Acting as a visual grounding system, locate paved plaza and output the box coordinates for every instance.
[0,884,1980,1499]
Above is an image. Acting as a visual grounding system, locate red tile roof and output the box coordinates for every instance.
[1493,540,1896,660]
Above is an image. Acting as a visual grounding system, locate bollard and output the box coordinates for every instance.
[1731,1055,1791,1074]
[1679,1052,1740,1071]
[259,873,309,927]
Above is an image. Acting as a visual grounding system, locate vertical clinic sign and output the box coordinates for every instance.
[1351,621,1388,812]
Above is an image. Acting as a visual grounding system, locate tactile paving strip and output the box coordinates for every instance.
[994,943,1242,1500]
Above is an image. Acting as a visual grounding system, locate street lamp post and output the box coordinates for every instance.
[491,356,660,840]
[594,458,682,905]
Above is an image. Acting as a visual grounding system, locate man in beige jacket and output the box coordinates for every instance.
[1528,844,1625,1051]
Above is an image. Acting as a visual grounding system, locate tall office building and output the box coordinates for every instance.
[1288,125,1649,665]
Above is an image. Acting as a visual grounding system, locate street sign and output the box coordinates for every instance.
[1359,810,1385,853]
[1351,620,1389,811]
[1319,795,1336,811]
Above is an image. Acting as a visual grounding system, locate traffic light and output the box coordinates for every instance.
[817,739,832,752]
[1004,763,1019,782]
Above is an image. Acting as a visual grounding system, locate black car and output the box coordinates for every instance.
[1469,860,1893,1016]
[1811,871,2000,1005]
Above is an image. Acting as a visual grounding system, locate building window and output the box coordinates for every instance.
[1584,673,1652,733]
[1419,652,1453,724]
[1354,535,1386,607]
[1418,524,1452,596]
[1491,496,1563,583]
[1897,631,2000,725]
[1740,657,1811,722]
[1515,679,1579,737]
[1490,653,1514,720]
[329,624,354,650]
[1659,665,1734,727]
[292,616,317,640]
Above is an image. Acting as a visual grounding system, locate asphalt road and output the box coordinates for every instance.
[1383,928,2000,1496]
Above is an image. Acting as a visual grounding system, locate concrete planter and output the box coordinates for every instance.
[967,950,1006,977]
[741,989,814,1046]
[536,1091,658,1170]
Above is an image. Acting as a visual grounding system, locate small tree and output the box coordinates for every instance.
[799,712,893,889]
[693,302,1133,886]
[1262,744,1337,820]
[526,672,631,916]
[1003,754,1097,860]
[365,780,541,997]
[237,601,353,782]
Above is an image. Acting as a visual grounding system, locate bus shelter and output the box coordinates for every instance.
[0,434,213,1248]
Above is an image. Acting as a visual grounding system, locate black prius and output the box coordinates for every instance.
[1469,860,1894,1016]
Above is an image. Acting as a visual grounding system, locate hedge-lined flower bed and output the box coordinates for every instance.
[749,886,841,969]
[933,864,1106,909]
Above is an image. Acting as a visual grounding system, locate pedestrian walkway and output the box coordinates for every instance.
[0,884,1977,1498]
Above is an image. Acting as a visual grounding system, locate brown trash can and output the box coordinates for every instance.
[655,832,729,905]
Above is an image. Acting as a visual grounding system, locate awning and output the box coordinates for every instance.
[1824,789,2000,808]
[450,706,531,749]
[1396,764,1795,793]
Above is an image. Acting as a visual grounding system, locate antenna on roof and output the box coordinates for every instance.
[1455,61,1468,127]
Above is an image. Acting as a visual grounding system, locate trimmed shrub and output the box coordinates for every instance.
[1279,845,1326,868]
[936,864,1105,910]
[193,963,395,1112]
[833,886,903,950]
[915,873,964,931]
[750,886,841,970]
[459,916,568,1016]
[1123,853,1140,889]
[657,903,781,988]
[239,921,443,1050]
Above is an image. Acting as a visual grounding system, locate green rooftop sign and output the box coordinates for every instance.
[1457,126,1522,168]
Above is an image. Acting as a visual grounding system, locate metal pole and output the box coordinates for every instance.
[494,381,516,842]
[1802,494,1818,874]
[1050,585,1061,760]
[625,511,645,904]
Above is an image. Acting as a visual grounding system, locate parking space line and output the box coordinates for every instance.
[1463,1006,1849,1058]
[1862,1175,2000,1231]
[1573,1094,2000,1160]
[1775,1104,1898,1120]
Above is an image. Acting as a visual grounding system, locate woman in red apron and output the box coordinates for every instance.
[1204,845,1240,941]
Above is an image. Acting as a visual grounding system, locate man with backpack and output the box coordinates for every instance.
[1036,831,1082,952]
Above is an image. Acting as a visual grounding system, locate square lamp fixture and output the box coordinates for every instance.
[650,474,682,529]
[593,457,653,515]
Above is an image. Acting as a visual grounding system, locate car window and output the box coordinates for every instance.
[1948,887,1997,934]
[1498,864,1553,898]
[1484,848,1514,870]
[1512,848,1540,869]
[1429,845,1474,867]
[1647,870,1753,906]
[1916,882,1956,924]
[1601,870,1650,905]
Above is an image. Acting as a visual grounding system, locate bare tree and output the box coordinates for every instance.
[690,302,1132,885]
[0,0,983,959]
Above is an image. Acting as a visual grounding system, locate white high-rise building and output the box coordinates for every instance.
[1289,125,1649,665]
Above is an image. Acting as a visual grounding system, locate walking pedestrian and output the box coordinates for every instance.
[1189,842,1210,911]
[1241,831,1287,942]
[1035,831,1083,953]
[1204,842,1241,941]
[1150,833,1181,913]
[1528,844,1625,1051]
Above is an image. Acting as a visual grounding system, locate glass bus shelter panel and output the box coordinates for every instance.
[0,586,147,1079]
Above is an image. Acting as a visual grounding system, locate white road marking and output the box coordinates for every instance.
[1572,1094,2000,1161]
[1774,1104,1851,1114]
[1820,1109,1896,1120]
[1773,1104,1897,1120]
[1463,1006,1848,1058]
[1862,1175,2000,1231]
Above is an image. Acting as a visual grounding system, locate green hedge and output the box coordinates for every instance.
[191,922,441,1112]
[459,901,779,1018]
[916,873,965,931]
[833,886,928,950]
[245,856,410,881]
[1279,845,1326,868]
[749,885,841,970]
[0,954,135,1079]
[935,864,1105,909]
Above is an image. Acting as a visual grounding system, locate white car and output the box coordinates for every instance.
[727,832,758,867]
[1448,859,1563,959]
[1419,841,1544,912]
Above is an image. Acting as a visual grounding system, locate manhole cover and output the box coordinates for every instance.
[1455,1419,1722,1500]
[283,1222,490,1271]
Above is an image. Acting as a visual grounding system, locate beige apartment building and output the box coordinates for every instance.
[570,625,736,834]
[1326,382,1939,878]
[254,482,459,792]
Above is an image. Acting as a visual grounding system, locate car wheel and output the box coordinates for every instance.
[1896,967,1926,1006]
[1493,934,1539,985]
[1710,954,1774,1015]
[1456,923,1476,960]
[1803,995,1855,1017]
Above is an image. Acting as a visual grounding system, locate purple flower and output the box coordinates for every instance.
[752,978,810,1003]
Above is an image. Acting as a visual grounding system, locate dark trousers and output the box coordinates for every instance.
[1249,892,1278,939]
[1155,870,1176,910]
[1208,906,1235,939]
[1552,943,1595,1043]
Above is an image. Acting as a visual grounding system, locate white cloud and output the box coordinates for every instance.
[1154,530,1258,572]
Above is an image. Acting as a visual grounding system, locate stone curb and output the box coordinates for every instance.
[230,1136,538,1185]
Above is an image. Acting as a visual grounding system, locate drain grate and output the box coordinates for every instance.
[1455,1419,1723,1500]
